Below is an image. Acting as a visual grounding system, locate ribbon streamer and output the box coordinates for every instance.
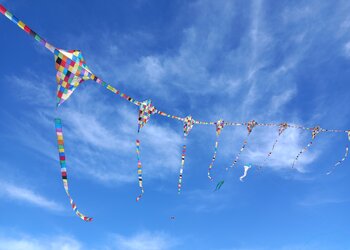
[135,139,144,201]
[240,164,252,182]
[208,119,225,180]
[229,120,257,169]
[292,126,321,168]
[177,116,195,193]
[55,119,92,222]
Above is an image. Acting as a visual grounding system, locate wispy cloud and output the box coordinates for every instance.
[0,234,81,250]
[110,231,178,250]
[0,180,64,212]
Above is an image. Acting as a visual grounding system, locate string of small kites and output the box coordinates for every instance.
[1,4,349,222]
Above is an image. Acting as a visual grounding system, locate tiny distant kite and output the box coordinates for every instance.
[214,180,225,191]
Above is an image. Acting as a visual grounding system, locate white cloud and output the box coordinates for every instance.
[0,235,81,250]
[0,180,64,212]
[344,41,350,57]
[111,231,178,250]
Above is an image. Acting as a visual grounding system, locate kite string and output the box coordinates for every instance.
[0,4,349,134]
[54,118,92,222]
[136,139,144,201]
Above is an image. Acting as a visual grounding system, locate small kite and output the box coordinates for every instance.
[135,99,157,201]
[292,126,321,168]
[208,119,225,180]
[229,120,257,169]
[178,115,195,193]
[214,180,225,191]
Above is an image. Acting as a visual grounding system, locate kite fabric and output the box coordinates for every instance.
[177,116,195,193]
[292,126,321,168]
[240,164,252,182]
[138,99,156,132]
[55,119,92,222]
[229,120,257,169]
[135,139,144,201]
[208,119,225,180]
[214,180,225,191]
[54,49,92,106]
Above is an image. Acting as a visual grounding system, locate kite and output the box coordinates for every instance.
[178,115,195,193]
[240,164,252,182]
[214,180,225,191]
[208,119,225,180]
[228,120,257,169]
[1,3,350,221]
[292,126,321,168]
[135,99,157,201]
[55,119,92,221]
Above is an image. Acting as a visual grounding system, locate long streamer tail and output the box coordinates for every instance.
[178,143,187,193]
[292,140,314,168]
[208,139,219,180]
[136,139,144,201]
[327,146,349,175]
[55,119,92,222]
[228,135,250,170]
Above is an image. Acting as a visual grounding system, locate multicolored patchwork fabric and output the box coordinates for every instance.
[183,115,195,136]
[208,120,225,180]
[247,120,257,134]
[138,99,156,132]
[136,139,144,201]
[55,119,92,222]
[311,126,321,139]
[54,49,92,106]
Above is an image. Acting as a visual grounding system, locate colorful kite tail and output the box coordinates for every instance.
[229,136,249,170]
[178,143,187,193]
[292,140,313,168]
[208,140,219,180]
[327,145,349,175]
[136,139,144,201]
[55,119,92,222]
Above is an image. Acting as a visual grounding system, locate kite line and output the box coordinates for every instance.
[1,4,349,221]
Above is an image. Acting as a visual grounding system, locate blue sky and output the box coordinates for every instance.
[1,0,350,249]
